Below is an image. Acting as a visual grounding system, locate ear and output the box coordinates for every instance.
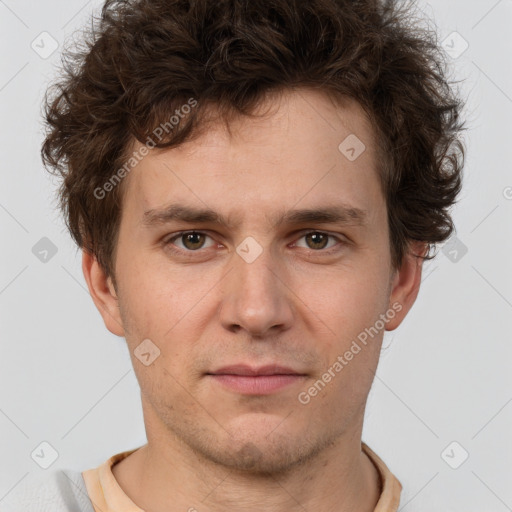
[82,250,125,337]
[385,241,428,332]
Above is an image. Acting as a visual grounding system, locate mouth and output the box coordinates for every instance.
[206,364,308,395]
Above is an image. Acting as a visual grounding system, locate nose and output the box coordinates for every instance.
[219,244,294,337]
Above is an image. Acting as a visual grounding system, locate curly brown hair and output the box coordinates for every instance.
[42,0,466,285]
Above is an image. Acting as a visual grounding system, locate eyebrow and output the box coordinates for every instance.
[142,203,369,229]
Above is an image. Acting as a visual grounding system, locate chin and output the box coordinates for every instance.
[197,425,328,476]
[209,441,305,475]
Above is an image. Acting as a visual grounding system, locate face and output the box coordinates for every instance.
[85,88,423,474]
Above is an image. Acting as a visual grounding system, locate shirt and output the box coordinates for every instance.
[0,469,95,512]
[1,442,401,511]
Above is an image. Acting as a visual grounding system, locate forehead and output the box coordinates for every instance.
[121,88,384,225]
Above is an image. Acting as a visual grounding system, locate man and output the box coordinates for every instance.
[3,0,465,510]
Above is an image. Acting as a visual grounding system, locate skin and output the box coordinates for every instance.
[83,87,425,512]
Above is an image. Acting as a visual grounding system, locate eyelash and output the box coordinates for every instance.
[163,230,347,256]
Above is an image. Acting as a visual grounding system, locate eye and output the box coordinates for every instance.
[165,231,216,251]
[293,231,343,252]
[163,230,346,256]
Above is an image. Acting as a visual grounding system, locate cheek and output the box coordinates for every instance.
[116,256,214,381]
[307,263,390,388]
[116,250,180,330]
[313,266,389,335]
[304,288,384,417]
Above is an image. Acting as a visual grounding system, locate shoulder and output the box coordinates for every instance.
[1,469,95,512]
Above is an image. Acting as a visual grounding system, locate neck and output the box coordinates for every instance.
[112,418,381,512]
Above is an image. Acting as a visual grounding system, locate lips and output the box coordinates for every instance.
[206,364,307,394]
[207,364,306,376]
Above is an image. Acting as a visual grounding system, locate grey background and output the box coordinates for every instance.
[1,1,511,510]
